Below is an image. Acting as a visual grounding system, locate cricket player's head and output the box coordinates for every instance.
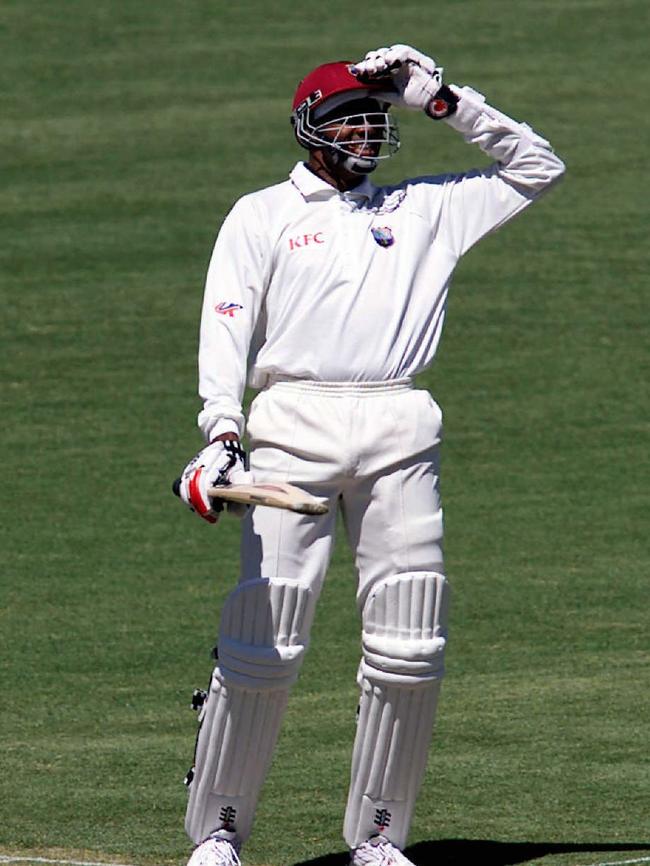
[291,61,400,179]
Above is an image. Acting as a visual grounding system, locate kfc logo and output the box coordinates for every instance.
[289,232,325,251]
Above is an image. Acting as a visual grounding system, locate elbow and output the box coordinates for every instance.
[546,151,566,187]
[529,149,566,192]
[506,150,566,195]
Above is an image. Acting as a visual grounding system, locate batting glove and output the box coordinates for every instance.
[176,439,251,524]
[353,44,454,117]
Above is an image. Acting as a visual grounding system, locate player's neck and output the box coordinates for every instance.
[305,153,366,193]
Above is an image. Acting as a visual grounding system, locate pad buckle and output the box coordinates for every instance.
[190,688,207,711]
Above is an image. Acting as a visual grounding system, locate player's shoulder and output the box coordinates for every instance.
[217,177,297,246]
[378,172,459,196]
[239,176,295,206]
[229,177,296,220]
[370,173,458,212]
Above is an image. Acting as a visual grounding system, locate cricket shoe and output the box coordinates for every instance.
[350,834,416,866]
[187,830,241,866]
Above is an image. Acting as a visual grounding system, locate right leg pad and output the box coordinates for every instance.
[185,578,314,845]
[217,577,313,689]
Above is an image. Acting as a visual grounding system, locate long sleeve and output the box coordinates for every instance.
[197,196,270,441]
[439,85,565,257]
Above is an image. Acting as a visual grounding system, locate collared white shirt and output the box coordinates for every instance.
[197,86,565,439]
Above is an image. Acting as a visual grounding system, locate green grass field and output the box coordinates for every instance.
[2,2,648,866]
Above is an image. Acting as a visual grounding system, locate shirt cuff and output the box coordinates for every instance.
[443,84,487,133]
[205,416,242,441]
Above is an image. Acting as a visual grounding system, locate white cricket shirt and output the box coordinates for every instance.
[197,86,565,439]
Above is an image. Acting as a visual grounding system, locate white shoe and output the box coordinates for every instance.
[187,831,242,866]
[350,835,415,866]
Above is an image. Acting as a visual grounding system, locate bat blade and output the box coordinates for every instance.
[207,481,328,515]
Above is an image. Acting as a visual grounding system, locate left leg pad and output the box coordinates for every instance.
[344,571,449,850]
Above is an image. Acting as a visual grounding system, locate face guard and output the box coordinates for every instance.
[291,61,400,174]
[295,103,400,174]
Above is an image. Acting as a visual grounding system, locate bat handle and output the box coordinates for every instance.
[172,477,228,499]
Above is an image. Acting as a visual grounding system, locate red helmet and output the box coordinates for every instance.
[291,61,400,173]
[292,61,390,116]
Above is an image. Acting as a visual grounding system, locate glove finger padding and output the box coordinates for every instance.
[354,44,443,112]
[383,44,437,75]
[178,439,251,524]
[354,47,391,77]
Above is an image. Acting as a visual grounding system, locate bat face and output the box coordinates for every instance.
[207,481,328,516]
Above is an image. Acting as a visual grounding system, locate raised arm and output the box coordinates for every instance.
[440,83,565,255]
[353,45,565,255]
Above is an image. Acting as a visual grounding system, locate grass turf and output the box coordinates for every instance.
[1,1,648,865]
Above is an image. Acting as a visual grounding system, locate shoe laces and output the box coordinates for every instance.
[352,836,411,866]
[216,839,241,866]
[198,836,241,866]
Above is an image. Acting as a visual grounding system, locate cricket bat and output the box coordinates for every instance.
[207,481,328,515]
[173,477,328,515]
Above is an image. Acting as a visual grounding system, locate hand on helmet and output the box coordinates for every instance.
[353,45,443,112]
[176,438,251,524]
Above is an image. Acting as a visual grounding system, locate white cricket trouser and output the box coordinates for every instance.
[186,379,446,850]
[243,378,444,603]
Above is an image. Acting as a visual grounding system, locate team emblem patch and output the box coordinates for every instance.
[371,226,395,247]
[215,302,243,317]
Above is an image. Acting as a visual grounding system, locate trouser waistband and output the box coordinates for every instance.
[265,376,414,396]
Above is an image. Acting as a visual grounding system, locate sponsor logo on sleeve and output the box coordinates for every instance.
[214,302,244,317]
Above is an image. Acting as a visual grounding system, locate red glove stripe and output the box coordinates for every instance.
[188,468,217,524]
